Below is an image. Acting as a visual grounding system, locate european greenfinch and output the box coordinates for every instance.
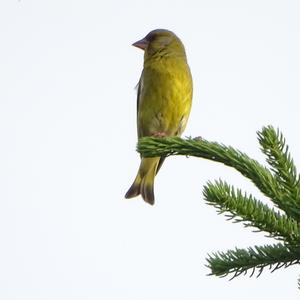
[125,29,193,205]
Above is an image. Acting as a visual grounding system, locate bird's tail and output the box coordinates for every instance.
[125,157,160,205]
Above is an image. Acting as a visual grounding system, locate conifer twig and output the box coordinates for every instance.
[207,243,300,278]
[138,136,298,219]
[203,180,300,244]
[258,126,300,220]
[137,126,300,281]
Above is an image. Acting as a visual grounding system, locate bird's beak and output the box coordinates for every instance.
[132,37,148,50]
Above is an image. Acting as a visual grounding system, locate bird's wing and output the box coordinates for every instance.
[136,71,146,139]
[136,71,166,174]
[136,77,141,120]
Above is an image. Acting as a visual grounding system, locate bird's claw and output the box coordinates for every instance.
[152,132,167,138]
[193,136,203,141]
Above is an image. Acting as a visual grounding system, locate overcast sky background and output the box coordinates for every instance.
[1,1,300,299]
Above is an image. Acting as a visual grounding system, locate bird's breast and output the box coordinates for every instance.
[138,58,192,137]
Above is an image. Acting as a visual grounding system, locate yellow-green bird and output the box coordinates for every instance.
[125,29,193,205]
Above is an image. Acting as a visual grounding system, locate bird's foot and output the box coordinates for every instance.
[152,132,167,138]
[193,136,203,141]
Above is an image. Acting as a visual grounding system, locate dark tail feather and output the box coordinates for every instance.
[125,157,159,205]
[125,175,155,205]
[141,179,155,205]
[125,175,141,199]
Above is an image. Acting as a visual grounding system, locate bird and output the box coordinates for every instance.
[125,29,193,205]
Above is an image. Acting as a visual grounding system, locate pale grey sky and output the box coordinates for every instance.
[1,1,300,299]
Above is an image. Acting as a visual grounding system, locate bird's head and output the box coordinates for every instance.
[132,29,186,60]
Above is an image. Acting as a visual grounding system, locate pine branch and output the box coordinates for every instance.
[203,180,300,244]
[137,127,300,281]
[207,243,300,278]
[258,126,300,220]
[138,135,300,219]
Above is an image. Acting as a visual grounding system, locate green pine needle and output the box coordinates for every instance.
[138,134,298,218]
[207,243,300,278]
[137,126,300,282]
[203,180,300,244]
[258,126,300,220]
